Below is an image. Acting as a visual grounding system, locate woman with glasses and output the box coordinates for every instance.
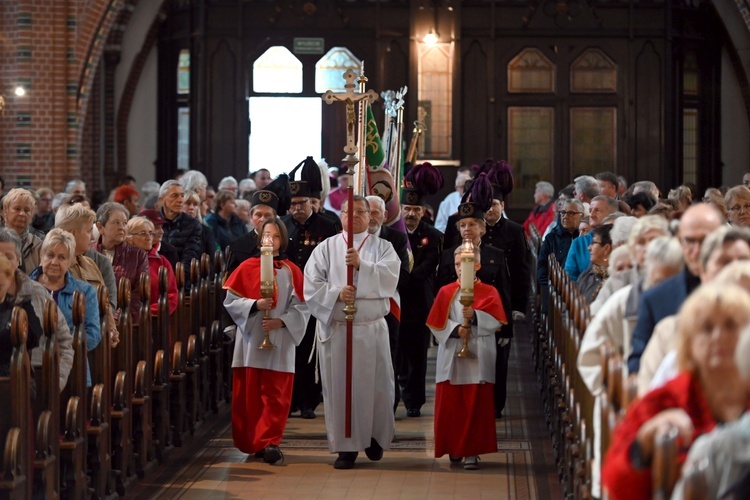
[95,202,148,322]
[724,185,750,228]
[126,216,178,316]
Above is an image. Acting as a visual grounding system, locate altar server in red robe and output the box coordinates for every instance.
[223,217,309,464]
[427,244,507,470]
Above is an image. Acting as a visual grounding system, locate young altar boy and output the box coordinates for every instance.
[426,245,507,470]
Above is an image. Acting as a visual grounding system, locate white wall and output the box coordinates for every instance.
[127,48,158,186]
[114,0,163,185]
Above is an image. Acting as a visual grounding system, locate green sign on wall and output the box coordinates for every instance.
[293,38,325,55]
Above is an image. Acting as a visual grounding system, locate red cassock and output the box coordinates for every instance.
[427,281,506,459]
[224,257,306,454]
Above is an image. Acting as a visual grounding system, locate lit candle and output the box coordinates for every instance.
[460,239,474,294]
[260,232,273,290]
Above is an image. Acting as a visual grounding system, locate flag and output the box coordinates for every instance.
[365,103,386,170]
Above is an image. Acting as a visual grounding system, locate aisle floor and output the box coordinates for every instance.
[128,328,563,499]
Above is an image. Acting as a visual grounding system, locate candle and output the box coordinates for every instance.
[260,232,273,289]
[460,239,474,293]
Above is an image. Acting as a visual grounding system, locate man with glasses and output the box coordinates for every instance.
[304,196,400,470]
[565,195,618,281]
[284,157,339,419]
[32,187,55,234]
[628,203,723,374]
[538,199,584,314]
[724,185,750,228]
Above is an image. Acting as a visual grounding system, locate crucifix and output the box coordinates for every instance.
[321,67,378,438]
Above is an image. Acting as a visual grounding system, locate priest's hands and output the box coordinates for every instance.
[257,298,273,311]
[262,318,284,332]
[339,285,357,303]
[345,248,361,269]
[461,306,475,321]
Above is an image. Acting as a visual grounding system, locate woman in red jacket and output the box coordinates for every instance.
[602,282,750,499]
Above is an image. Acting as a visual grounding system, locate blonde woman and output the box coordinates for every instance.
[1,188,42,273]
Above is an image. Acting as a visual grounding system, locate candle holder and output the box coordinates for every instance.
[456,239,476,359]
[258,233,276,350]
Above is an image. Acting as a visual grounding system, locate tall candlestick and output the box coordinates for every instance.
[457,238,476,359]
[259,232,275,350]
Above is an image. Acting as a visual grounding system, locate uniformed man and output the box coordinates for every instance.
[283,157,340,419]
[397,184,443,417]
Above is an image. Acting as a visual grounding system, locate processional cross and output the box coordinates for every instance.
[322,68,378,438]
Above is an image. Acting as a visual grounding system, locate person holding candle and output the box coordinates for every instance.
[223,217,310,464]
[427,244,507,470]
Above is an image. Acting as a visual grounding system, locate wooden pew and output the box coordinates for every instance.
[151,266,171,460]
[0,307,32,499]
[59,291,88,499]
[87,285,112,498]
[652,426,680,500]
[218,250,233,405]
[111,278,133,494]
[170,264,189,444]
[190,258,210,421]
[202,254,223,413]
[32,299,61,500]
[131,271,154,476]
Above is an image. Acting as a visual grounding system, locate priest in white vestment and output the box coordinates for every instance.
[304,195,401,469]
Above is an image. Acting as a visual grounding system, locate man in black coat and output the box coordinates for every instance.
[397,188,443,417]
[365,195,410,412]
[283,178,339,419]
[158,180,203,290]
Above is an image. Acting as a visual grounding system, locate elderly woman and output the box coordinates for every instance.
[185,189,218,260]
[236,198,253,233]
[577,225,613,304]
[0,228,73,389]
[578,235,684,498]
[205,190,247,251]
[591,215,670,315]
[1,188,43,273]
[126,216,178,316]
[30,229,100,387]
[602,283,750,499]
[56,204,119,348]
[95,202,148,323]
[724,185,750,228]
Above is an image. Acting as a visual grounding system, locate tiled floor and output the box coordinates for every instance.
[128,324,562,499]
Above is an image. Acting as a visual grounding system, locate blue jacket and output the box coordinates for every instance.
[205,212,248,252]
[30,268,101,386]
[627,269,695,374]
[564,232,592,282]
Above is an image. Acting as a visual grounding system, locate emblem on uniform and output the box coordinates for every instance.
[290,182,300,195]
[258,191,272,203]
[405,191,419,205]
[459,203,474,216]
[421,237,429,246]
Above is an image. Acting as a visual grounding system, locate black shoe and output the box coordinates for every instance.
[333,452,358,469]
[263,445,283,465]
[301,408,316,419]
[495,410,503,419]
[449,455,462,463]
[253,449,266,459]
[406,408,421,418]
[364,438,383,461]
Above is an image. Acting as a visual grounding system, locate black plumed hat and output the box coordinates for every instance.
[289,156,323,198]
[400,162,444,206]
[252,173,291,216]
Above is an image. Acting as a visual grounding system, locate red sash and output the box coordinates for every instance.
[425,280,507,331]
[223,257,305,308]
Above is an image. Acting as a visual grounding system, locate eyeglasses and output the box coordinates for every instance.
[680,236,705,248]
[131,231,155,238]
[341,209,370,216]
[729,203,750,214]
[590,240,605,247]
[290,199,310,207]
[560,211,583,217]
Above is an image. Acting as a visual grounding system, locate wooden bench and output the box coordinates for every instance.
[111,278,133,494]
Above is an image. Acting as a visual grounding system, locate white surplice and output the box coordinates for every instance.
[304,231,400,453]
[224,264,309,372]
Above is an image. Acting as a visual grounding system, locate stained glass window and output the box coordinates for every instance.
[508,48,555,93]
[571,48,617,93]
[314,47,361,93]
[177,50,190,94]
[682,109,698,184]
[253,46,303,93]
[418,43,453,157]
[570,107,617,176]
[508,107,554,204]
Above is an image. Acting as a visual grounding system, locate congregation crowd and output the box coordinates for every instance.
[3,159,750,496]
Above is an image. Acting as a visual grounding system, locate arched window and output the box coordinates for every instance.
[315,47,361,93]
[508,48,556,93]
[418,43,454,157]
[253,46,303,93]
[570,48,617,93]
